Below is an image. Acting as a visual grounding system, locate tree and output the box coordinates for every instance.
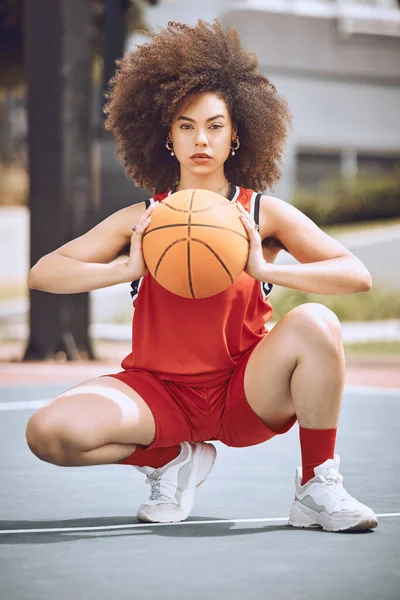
[17,0,159,360]
[0,0,158,90]
[23,0,96,360]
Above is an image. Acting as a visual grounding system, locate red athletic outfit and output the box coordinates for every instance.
[109,185,296,449]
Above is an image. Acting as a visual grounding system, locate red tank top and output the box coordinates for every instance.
[121,185,274,385]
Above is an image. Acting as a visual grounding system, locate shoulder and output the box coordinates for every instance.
[236,188,288,252]
[258,194,297,235]
[102,200,152,258]
[116,190,170,230]
[258,195,354,262]
[120,191,170,223]
[259,194,316,237]
[99,199,152,247]
[111,201,149,233]
[258,195,291,252]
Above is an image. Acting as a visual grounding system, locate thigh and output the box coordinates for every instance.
[242,313,306,432]
[243,302,343,431]
[111,372,192,448]
[27,373,157,449]
[220,341,297,448]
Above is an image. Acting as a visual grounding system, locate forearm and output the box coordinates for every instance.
[259,255,372,295]
[28,253,130,294]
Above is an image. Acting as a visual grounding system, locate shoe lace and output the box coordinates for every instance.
[325,473,351,501]
[145,471,162,501]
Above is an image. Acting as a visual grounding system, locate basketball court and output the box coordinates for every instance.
[1,361,399,600]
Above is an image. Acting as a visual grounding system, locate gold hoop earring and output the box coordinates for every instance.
[165,137,174,157]
[231,136,240,156]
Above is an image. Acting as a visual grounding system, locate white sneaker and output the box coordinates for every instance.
[136,441,217,523]
[288,454,378,532]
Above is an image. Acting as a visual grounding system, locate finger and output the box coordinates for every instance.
[239,215,253,232]
[131,208,153,233]
[132,216,152,236]
[238,210,257,231]
[144,203,155,214]
[136,217,152,234]
[137,204,155,224]
[239,215,260,239]
[236,203,256,226]
[235,202,251,217]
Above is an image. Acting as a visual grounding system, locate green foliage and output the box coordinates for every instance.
[270,286,400,322]
[292,169,400,226]
[344,340,400,355]
[112,285,400,325]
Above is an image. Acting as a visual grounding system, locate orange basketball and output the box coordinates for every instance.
[142,189,249,299]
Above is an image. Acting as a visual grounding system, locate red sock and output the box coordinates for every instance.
[299,426,337,486]
[118,445,180,469]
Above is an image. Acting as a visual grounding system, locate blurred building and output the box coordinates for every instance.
[4,0,399,209]
[130,0,400,200]
[221,0,400,199]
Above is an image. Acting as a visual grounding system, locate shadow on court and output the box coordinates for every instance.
[0,380,399,600]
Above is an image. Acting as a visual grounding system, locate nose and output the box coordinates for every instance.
[195,129,208,146]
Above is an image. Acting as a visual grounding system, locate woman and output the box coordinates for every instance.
[26,20,377,532]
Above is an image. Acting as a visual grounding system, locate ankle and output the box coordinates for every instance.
[299,426,337,485]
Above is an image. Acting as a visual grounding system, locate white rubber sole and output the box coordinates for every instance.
[137,442,217,524]
[288,500,378,532]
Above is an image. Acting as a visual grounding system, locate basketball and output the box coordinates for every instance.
[142,189,249,299]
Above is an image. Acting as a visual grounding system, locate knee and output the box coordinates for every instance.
[287,303,343,350]
[25,411,70,466]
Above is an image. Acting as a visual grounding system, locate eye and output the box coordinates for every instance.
[179,124,193,130]
[209,124,223,129]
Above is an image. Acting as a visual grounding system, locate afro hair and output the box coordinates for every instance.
[104,19,292,194]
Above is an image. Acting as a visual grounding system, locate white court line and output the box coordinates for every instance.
[0,399,47,411]
[0,513,399,535]
[1,384,399,412]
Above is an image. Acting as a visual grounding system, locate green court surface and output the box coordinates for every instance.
[1,383,399,600]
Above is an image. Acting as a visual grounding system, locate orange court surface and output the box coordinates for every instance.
[1,340,399,389]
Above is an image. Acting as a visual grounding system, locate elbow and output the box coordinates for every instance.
[350,256,372,292]
[357,271,373,293]
[28,265,40,290]
[28,259,48,291]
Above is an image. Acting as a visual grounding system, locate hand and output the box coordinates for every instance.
[236,202,268,281]
[123,203,155,281]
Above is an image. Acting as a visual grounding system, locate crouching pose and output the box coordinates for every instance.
[26,20,377,532]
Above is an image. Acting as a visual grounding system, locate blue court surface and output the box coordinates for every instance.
[1,381,399,600]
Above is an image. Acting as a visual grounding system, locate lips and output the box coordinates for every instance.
[191,153,211,158]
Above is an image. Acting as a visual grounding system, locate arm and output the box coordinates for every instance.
[239,196,372,295]
[28,202,150,294]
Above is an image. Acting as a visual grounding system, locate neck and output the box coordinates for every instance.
[177,168,229,196]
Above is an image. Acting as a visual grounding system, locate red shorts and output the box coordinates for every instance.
[108,344,296,449]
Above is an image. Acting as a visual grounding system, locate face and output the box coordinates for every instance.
[169,93,237,176]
